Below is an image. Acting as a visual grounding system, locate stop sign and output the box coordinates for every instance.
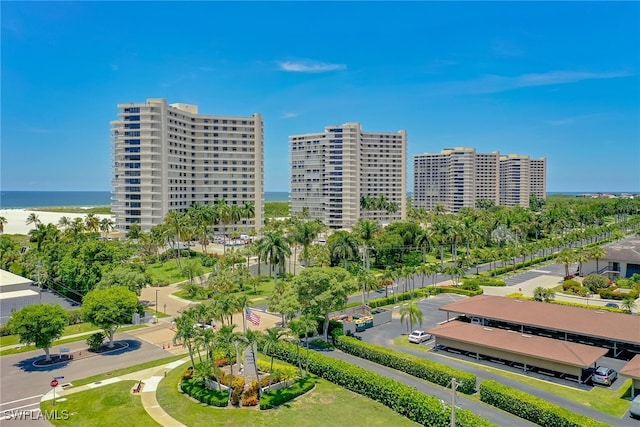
[50,379,59,388]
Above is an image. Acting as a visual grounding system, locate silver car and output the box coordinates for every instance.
[591,366,617,386]
[408,330,431,344]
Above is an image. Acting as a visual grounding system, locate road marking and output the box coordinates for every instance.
[2,402,41,412]
[0,394,44,406]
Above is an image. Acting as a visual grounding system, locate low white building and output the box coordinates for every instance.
[582,236,640,279]
[0,269,37,325]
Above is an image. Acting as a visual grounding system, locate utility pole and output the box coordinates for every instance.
[155,289,159,317]
[450,377,462,427]
[36,261,43,303]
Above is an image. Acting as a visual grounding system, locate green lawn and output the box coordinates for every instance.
[40,381,159,427]
[31,206,112,215]
[146,259,189,285]
[393,337,632,417]
[1,322,111,348]
[0,324,147,356]
[157,361,419,427]
[69,354,189,388]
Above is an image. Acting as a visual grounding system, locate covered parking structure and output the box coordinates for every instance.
[620,355,640,397]
[428,320,608,383]
[439,295,640,358]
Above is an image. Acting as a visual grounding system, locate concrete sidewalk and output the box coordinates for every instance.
[41,357,190,427]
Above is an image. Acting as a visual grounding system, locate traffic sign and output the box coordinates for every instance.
[50,379,59,388]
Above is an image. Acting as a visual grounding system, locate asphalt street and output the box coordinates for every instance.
[0,331,170,426]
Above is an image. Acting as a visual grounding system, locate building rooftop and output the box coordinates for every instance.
[428,320,608,368]
[603,236,640,264]
[0,269,33,288]
[439,295,640,345]
[620,354,640,379]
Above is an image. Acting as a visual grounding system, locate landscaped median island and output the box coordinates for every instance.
[157,361,421,426]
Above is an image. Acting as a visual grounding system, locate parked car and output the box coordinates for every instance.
[604,303,619,309]
[408,330,431,344]
[630,394,640,418]
[591,366,618,386]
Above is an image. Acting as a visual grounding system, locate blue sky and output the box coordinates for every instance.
[2,1,639,193]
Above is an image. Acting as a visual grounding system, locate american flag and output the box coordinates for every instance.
[246,308,261,326]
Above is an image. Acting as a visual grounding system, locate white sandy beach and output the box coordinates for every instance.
[0,209,114,235]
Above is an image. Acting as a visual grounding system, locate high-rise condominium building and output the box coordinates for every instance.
[111,99,264,232]
[290,122,406,229]
[413,147,545,212]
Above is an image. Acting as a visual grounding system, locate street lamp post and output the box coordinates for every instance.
[36,261,43,303]
[155,289,159,316]
[450,377,462,427]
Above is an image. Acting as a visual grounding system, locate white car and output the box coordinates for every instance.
[408,330,431,344]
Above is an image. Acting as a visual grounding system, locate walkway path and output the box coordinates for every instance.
[41,357,189,427]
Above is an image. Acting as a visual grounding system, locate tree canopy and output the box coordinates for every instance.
[82,287,140,347]
[10,304,68,360]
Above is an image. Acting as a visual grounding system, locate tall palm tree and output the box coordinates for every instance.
[262,327,286,390]
[587,246,606,274]
[399,300,423,333]
[415,228,433,263]
[357,270,379,306]
[84,213,100,233]
[173,312,198,368]
[299,314,318,376]
[353,219,380,271]
[99,217,114,238]
[215,199,232,250]
[573,248,588,277]
[555,247,575,279]
[57,216,71,231]
[164,210,187,269]
[256,230,291,279]
[216,324,240,403]
[0,216,6,234]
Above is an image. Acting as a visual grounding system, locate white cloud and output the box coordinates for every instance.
[278,60,346,73]
[433,70,632,95]
[282,112,299,119]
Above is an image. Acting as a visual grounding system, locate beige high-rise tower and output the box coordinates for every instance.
[290,122,406,229]
[111,99,264,232]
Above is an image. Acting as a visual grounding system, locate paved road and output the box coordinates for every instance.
[0,331,170,426]
[355,294,637,426]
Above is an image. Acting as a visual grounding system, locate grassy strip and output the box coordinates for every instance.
[40,380,159,427]
[0,324,147,356]
[180,378,229,407]
[394,336,632,417]
[260,375,317,409]
[30,206,112,215]
[68,354,188,388]
[157,361,420,426]
[1,322,102,347]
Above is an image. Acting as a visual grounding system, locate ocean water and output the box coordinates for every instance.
[0,191,290,208]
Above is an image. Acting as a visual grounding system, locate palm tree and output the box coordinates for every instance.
[126,222,142,240]
[173,313,198,368]
[621,295,636,314]
[399,300,423,333]
[555,247,575,279]
[574,248,588,277]
[99,217,114,238]
[216,324,241,403]
[165,210,187,269]
[25,213,40,228]
[0,216,7,234]
[215,199,232,250]
[256,230,291,279]
[84,213,100,233]
[353,219,380,271]
[587,246,606,274]
[262,327,286,390]
[330,231,359,269]
[291,220,323,270]
[357,270,379,306]
[415,228,433,263]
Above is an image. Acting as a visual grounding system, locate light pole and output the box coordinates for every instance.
[36,261,43,303]
[450,377,462,427]
[155,289,159,316]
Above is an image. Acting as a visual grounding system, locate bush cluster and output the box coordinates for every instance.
[479,380,611,427]
[334,336,476,394]
[260,376,317,410]
[230,377,245,406]
[86,332,105,350]
[241,380,260,407]
[583,274,609,293]
[262,341,494,426]
[461,277,507,288]
[562,279,581,293]
[345,286,483,310]
[180,378,229,407]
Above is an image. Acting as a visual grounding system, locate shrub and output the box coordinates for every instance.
[241,380,260,407]
[583,274,609,293]
[87,332,105,351]
[598,286,624,300]
[562,279,581,293]
[480,380,611,427]
[214,358,230,367]
[462,277,506,288]
[335,335,476,394]
[182,368,193,380]
[230,377,245,406]
[260,341,493,426]
[310,338,333,349]
[0,323,14,337]
[67,309,83,325]
[260,376,317,409]
[180,378,228,407]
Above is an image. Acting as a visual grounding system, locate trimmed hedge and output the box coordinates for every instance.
[180,378,229,407]
[263,341,495,426]
[462,277,506,287]
[335,336,476,394]
[260,375,317,409]
[479,380,611,427]
[345,287,483,310]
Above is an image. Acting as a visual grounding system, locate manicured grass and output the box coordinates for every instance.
[393,337,632,417]
[69,354,189,388]
[157,361,419,426]
[174,276,277,303]
[1,322,131,348]
[146,259,189,285]
[30,206,112,215]
[0,325,147,356]
[40,381,159,427]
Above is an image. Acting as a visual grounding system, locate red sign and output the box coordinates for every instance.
[50,379,59,388]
